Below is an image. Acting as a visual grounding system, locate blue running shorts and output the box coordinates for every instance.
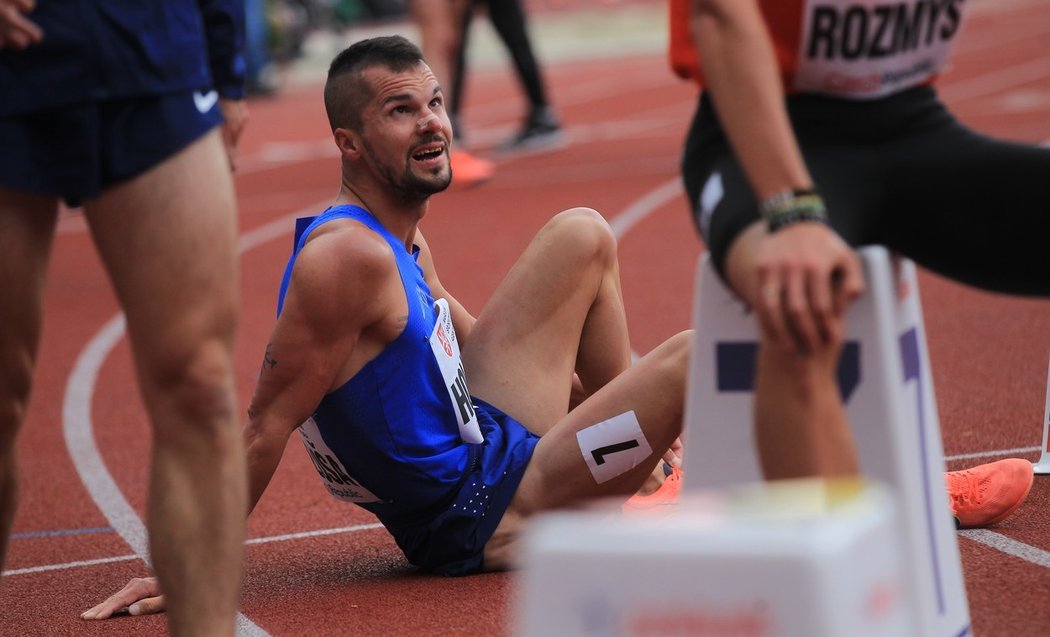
[0,89,223,207]
[388,399,540,576]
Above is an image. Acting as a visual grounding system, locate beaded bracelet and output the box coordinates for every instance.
[760,188,829,232]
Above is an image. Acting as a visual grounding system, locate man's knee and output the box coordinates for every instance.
[655,330,694,389]
[0,348,37,450]
[547,207,618,266]
[139,337,238,439]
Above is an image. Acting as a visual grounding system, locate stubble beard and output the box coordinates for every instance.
[364,138,451,205]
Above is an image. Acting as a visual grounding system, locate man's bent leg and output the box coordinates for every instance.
[84,130,246,636]
[725,223,860,480]
[0,189,59,569]
[480,331,688,570]
[408,0,459,87]
[754,343,858,478]
[464,208,632,433]
[483,331,692,570]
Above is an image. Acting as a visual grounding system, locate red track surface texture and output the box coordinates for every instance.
[3,1,1049,635]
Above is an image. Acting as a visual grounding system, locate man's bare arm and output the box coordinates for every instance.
[692,0,864,351]
[243,224,397,512]
[692,0,811,200]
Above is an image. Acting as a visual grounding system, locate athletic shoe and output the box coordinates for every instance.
[623,464,683,514]
[500,107,566,153]
[945,458,1034,529]
[450,149,495,189]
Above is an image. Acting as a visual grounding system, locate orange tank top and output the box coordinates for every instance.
[669,0,965,99]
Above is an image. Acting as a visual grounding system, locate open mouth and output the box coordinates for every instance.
[412,145,445,162]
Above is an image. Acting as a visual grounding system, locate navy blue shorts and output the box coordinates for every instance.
[0,89,223,207]
[386,399,540,576]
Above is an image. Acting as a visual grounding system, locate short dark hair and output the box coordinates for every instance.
[323,35,426,131]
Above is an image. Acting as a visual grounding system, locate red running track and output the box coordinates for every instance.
[3,1,1050,635]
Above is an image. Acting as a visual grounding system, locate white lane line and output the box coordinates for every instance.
[3,523,384,578]
[609,177,683,239]
[941,57,1050,104]
[970,0,1050,15]
[4,554,140,577]
[959,529,1050,568]
[243,522,384,546]
[63,315,149,560]
[945,445,1041,462]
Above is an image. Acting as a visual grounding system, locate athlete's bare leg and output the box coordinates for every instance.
[83,129,246,636]
[0,188,59,570]
[463,207,633,432]
[464,208,691,569]
[408,0,462,88]
[483,331,691,570]
[725,222,859,479]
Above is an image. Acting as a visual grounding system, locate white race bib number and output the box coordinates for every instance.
[430,298,484,444]
[576,411,653,484]
[298,417,384,503]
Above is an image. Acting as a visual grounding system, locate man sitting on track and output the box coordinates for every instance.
[83,35,691,617]
[674,0,1047,522]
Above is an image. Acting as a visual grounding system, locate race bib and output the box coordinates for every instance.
[794,0,965,98]
[576,411,653,484]
[430,298,484,444]
[297,417,385,503]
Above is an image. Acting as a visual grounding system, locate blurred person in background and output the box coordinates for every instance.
[449,0,565,153]
[408,0,496,187]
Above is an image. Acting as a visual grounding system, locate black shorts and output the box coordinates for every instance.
[0,89,223,207]
[681,85,1050,297]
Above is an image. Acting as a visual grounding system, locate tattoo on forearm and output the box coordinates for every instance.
[261,344,277,372]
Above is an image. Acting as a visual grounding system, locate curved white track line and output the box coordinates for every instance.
[609,177,683,239]
[63,315,148,559]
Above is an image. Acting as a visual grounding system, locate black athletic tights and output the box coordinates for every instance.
[449,0,550,120]
[681,85,1050,297]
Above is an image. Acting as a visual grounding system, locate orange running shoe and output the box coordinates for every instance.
[623,464,683,514]
[945,458,1034,529]
[449,149,494,189]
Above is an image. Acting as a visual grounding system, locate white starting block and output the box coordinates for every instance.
[515,480,916,637]
[1031,356,1050,474]
[682,246,969,637]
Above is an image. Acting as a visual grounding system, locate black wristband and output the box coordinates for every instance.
[760,189,829,232]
